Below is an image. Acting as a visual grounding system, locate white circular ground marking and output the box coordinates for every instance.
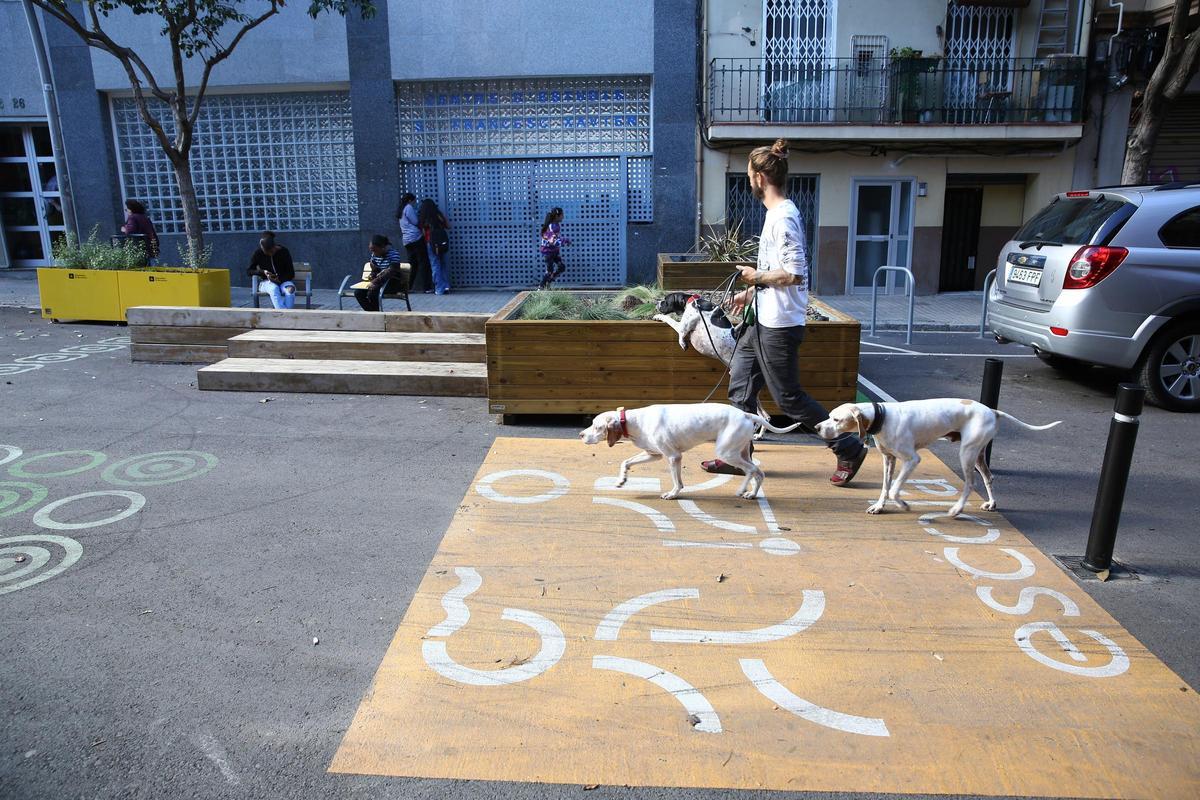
[101,451,218,487]
[0,482,50,518]
[0,535,83,596]
[32,490,146,531]
[9,450,107,479]
[475,469,569,504]
[0,363,44,376]
[0,445,22,467]
[57,344,126,354]
[759,537,802,556]
[14,352,88,364]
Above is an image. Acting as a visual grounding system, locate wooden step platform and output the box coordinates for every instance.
[197,358,487,396]
[227,330,486,362]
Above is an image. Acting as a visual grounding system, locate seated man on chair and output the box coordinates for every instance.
[356,234,406,312]
[247,231,296,309]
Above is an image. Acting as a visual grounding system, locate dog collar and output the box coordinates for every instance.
[618,406,629,438]
[867,402,886,435]
[686,294,701,305]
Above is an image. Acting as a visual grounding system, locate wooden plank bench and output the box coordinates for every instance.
[336,263,412,311]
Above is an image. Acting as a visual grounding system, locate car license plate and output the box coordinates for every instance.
[1008,266,1043,287]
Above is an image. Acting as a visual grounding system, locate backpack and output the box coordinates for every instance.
[431,224,449,255]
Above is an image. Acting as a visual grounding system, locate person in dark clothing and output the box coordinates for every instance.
[397,192,432,293]
[246,231,296,309]
[418,198,451,295]
[121,199,159,265]
[356,234,407,312]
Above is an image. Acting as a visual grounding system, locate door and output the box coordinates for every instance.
[939,187,983,291]
[848,179,914,295]
[0,124,65,268]
[762,0,836,122]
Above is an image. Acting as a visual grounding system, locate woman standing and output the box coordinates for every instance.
[398,192,432,293]
[418,198,451,295]
[537,207,571,289]
[120,199,159,266]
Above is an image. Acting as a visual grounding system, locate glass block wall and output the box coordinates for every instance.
[111,92,357,234]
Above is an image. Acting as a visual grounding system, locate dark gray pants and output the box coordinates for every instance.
[728,322,863,459]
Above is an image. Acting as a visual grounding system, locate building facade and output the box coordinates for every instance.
[701,0,1094,295]
[0,0,698,287]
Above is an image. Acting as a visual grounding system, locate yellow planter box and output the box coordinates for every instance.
[38,268,123,322]
[116,269,230,317]
[38,268,231,322]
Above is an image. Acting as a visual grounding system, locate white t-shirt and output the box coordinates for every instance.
[753,199,810,328]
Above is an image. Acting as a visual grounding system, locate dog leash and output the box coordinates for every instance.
[698,269,749,404]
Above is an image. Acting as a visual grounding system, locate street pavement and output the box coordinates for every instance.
[1,307,1197,799]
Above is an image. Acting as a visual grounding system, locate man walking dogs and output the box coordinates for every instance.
[701,139,868,486]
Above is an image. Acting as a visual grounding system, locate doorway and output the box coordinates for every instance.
[847,178,914,294]
[0,124,65,268]
[939,186,983,292]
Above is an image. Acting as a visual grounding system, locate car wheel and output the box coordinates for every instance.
[1136,322,1200,412]
[1035,350,1092,373]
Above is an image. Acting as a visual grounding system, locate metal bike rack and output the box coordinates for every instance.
[869,266,916,345]
[980,268,998,338]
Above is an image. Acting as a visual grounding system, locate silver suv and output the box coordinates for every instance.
[987,184,1200,411]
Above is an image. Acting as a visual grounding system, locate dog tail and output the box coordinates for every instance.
[747,413,805,434]
[995,410,1063,432]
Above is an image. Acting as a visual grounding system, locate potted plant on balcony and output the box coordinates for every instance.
[40,228,231,322]
[657,222,759,290]
[889,47,939,123]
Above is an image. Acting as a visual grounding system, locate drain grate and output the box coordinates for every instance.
[1053,554,1139,582]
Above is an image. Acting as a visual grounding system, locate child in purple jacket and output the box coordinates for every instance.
[537,207,571,289]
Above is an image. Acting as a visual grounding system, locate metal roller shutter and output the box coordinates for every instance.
[1149,95,1200,183]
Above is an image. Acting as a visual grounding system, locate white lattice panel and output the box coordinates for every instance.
[944,4,1018,122]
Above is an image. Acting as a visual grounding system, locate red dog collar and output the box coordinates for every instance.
[619,406,629,438]
[686,294,701,305]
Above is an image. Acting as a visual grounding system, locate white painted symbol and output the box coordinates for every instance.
[1014,622,1130,677]
[592,497,674,531]
[32,490,147,531]
[8,450,107,479]
[0,363,44,376]
[650,589,825,644]
[97,336,131,345]
[663,540,754,550]
[593,476,661,493]
[679,473,735,492]
[943,547,1036,580]
[759,537,802,556]
[920,512,1001,544]
[595,588,699,641]
[14,352,88,363]
[422,568,565,685]
[57,344,126,354]
[755,491,782,534]
[101,451,218,487]
[0,535,83,596]
[475,469,569,504]
[0,481,49,519]
[901,478,958,497]
[977,586,1080,618]
[593,656,722,733]
[0,446,22,467]
[677,499,756,533]
[740,659,890,737]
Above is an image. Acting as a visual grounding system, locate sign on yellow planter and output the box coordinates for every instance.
[38,268,230,322]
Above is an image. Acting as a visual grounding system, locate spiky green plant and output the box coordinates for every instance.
[610,284,664,319]
[695,220,759,262]
[517,289,584,320]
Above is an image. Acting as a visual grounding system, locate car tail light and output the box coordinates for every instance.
[1063,246,1128,289]
[1050,326,1069,336]
[1065,191,1090,197]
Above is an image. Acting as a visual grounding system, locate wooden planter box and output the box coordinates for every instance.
[39,268,230,322]
[486,291,859,420]
[657,253,753,291]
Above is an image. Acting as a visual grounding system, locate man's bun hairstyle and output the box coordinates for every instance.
[749,138,790,189]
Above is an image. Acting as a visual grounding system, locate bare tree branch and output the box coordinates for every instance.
[189,0,280,130]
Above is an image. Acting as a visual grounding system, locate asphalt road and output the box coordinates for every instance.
[1,308,1195,800]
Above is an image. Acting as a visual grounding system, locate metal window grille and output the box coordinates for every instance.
[847,35,889,123]
[944,4,1018,123]
[762,0,835,122]
[724,174,819,261]
[111,92,357,234]
[396,77,651,159]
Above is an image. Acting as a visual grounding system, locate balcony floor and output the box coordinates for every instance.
[706,122,1084,143]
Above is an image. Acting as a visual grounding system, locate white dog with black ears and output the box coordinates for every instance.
[814,398,1061,518]
[579,403,804,500]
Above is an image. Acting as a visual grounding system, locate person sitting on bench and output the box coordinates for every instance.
[247,231,296,309]
[356,234,406,312]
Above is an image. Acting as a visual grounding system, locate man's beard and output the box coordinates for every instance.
[751,181,765,200]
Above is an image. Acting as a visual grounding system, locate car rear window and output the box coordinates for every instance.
[1015,196,1131,244]
[1159,206,1200,248]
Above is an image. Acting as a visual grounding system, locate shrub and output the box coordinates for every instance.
[51,226,146,270]
[517,286,665,321]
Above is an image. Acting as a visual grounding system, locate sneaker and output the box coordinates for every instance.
[701,459,745,476]
[830,447,868,487]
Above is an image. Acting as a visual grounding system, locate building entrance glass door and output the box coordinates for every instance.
[848,178,913,294]
[0,124,64,268]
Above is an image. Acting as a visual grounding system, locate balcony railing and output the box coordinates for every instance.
[707,56,1085,126]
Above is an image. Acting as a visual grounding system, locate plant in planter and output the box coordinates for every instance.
[517,286,664,321]
[889,47,939,123]
[39,226,230,322]
[657,222,759,291]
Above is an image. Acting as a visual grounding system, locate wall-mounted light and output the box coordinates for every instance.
[917,182,928,197]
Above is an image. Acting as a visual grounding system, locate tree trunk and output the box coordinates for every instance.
[1122,98,1167,185]
[172,155,205,262]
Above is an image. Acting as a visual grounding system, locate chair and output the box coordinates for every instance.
[337,263,412,311]
[252,262,313,309]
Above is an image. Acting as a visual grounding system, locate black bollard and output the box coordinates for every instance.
[980,358,1003,466]
[1082,384,1145,574]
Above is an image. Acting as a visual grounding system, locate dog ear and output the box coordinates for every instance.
[606,413,622,447]
[850,406,867,438]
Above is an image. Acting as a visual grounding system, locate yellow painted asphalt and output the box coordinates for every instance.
[331,437,1200,797]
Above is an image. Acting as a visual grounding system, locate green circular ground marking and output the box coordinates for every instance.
[0,482,50,518]
[8,450,107,479]
[101,451,218,487]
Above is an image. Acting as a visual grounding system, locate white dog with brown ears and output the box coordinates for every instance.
[814,399,1061,518]
[580,403,804,500]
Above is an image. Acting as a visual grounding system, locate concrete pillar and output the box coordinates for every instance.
[346,7,398,247]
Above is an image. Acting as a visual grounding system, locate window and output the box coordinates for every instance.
[725,174,818,257]
[111,92,357,234]
[1015,196,1131,245]
[1159,206,1200,249]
